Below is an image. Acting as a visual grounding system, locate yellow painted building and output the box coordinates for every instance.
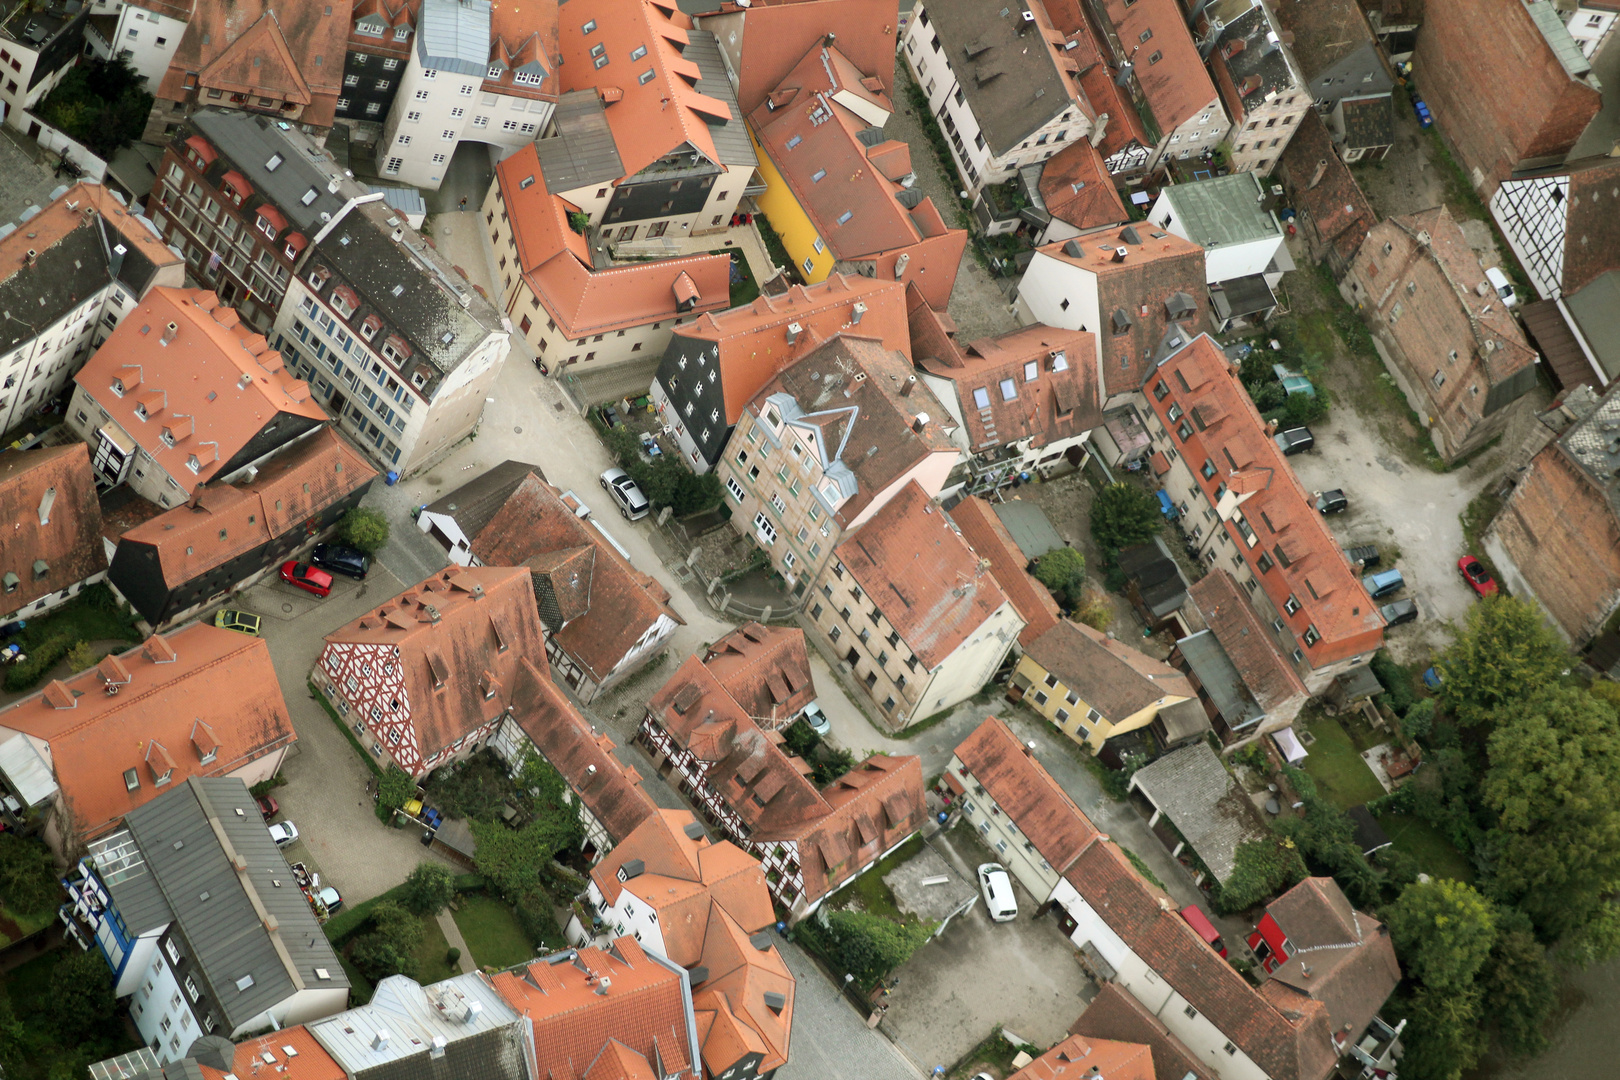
[748,130,836,284]
[1010,621,1197,753]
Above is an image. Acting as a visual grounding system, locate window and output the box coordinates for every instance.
[1184,1005,1198,1020]
[999,377,1016,401]
[630,45,648,61]
[1284,595,1301,615]
[753,512,777,544]
[1148,50,1163,64]
[1139,28,1153,41]
[582,18,597,32]
[1224,1043,1238,1056]
[1303,625,1320,647]
[726,477,744,501]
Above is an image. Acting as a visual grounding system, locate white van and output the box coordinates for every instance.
[1485,266,1518,308]
[978,863,1018,923]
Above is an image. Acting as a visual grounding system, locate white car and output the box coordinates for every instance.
[799,702,830,737]
[599,467,650,521]
[268,820,300,848]
[978,862,1018,923]
[1485,266,1518,308]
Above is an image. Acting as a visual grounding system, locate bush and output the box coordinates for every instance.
[512,888,565,949]
[1033,546,1086,609]
[446,947,461,967]
[1073,589,1113,631]
[1090,483,1162,559]
[64,641,99,673]
[401,862,457,916]
[376,767,416,822]
[1370,650,1415,716]
[1213,837,1308,914]
[349,900,423,981]
[822,909,935,988]
[339,507,391,555]
[0,834,62,915]
[50,949,118,1041]
[1402,698,1436,741]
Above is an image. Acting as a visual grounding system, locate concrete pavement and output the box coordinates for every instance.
[775,940,925,1080]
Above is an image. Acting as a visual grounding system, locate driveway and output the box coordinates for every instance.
[881,825,1096,1070]
[236,561,460,906]
[776,940,924,1080]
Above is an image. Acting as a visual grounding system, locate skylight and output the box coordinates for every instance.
[265,153,283,172]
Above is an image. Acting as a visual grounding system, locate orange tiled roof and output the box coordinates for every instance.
[945,497,1061,646]
[198,13,312,104]
[675,274,911,426]
[74,287,328,497]
[486,0,560,100]
[1069,984,1215,1080]
[1187,570,1308,713]
[1144,335,1384,666]
[116,428,375,588]
[1009,1032,1155,1080]
[0,625,294,840]
[1097,0,1218,134]
[494,144,731,339]
[834,481,1012,670]
[702,623,816,728]
[693,904,795,1073]
[197,1026,343,1080]
[470,471,685,684]
[951,717,1098,873]
[322,566,546,761]
[558,0,731,178]
[486,938,694,1079]
[0,445,105,622]
[0,182,179,308]
[1039,140,1130,234]
[160,0,347,121]
[507,658,658,843]
[730,0,898,115]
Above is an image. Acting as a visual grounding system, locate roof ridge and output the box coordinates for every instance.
[37,634,261,740]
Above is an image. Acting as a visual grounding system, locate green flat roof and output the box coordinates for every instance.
[1163,173,1282,249]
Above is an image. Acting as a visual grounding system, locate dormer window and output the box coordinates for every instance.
[331,291,355,318]
[134,403,148,422]
[395,26,409,40]
[411,371,426,388]
[111,378,125,397]
[487,64,505,79]
[265,153,284,172]
[258,215,277,240]
[160,428,175,448]
[186,455,200,474]
[361,316,381,341]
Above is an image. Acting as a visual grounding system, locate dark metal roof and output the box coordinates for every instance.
[1176,628,1265,729]
[537,91,626,194]
[120,777,348,1031]
[1116,535,1189,618]
[191,110,355,234]
[1522,298,1599,391]
[1338,95,1394,151]
[1210,274,1278,321]
[686,30,758,170]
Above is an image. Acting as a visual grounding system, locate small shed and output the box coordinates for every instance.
[1271,727,1309,764]
[1116,536,1191,626]
[430,817,479,867]
[1327,665,1383,708]
[1128,743,1269,885]
[882,842,979,939]
[992,500,1066,560]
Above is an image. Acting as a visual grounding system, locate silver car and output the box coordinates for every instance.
[599,467,650,521]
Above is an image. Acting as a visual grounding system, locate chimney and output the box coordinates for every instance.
[824,32,836,46]
[893,252,910,278]
[161,322,178,345]
[1112,247,1128,262]
[327,176,341,194]
[1266,418,1279,434]
[392,227,404,242]
[1023,740,1036,756]
[593,976,613,996]
[785,322,803,345]
[262,914,279,933]
[587,764,598,776]
[110,243,127,281]
[463,1000,482,1023]
[911,412,930,432]
[851,300,867,324]
[1309,158,1329,190]
[372,1030,391,1050]
[900,374,916,397]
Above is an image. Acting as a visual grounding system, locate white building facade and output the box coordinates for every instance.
[1566,0,1619,58]
[83,0,186,90]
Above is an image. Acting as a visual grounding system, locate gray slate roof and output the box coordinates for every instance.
[537,91,626,194]
[191,110,359,234]
[1176,628,1264,729]
[310,973,525,1076]
[1129,743,1268,883]
[1563,271,1620,384]
[1162,173,1282,249]
[418,0,494,77]
[118,777,348,1031]
[991,500,1065,560]
[685,30,757,170]
[425,459,546,539]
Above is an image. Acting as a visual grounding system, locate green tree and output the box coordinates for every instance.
[0,834,63,915]
[50,948,117,1041]
[1481,684,1620,940]
[377,766,415,820]
[1089,483,1162,557]
[64,641,98,673]
[1386,878,1496,992]
[1212,836,1307,914]
[339,507,392,555]
[1479,907,1557,1057]
[1436,596,1569,728]
[472,786,581,899]
[350,900,422,981]
[1396,984,1486,1080]
[400,861,457,916]
[1032,546,1086,609]
[1402,697,1436,741]
[824,910,935,987]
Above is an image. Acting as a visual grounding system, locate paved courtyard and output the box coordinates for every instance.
[776,940,924,1080]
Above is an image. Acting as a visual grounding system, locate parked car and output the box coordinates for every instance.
[1381,598,1420,627]
[268,820,300,847]
[256,794,279,820]
[1458,555,1498,597]
[1274,427,1315,455]
[799,701,830,737]
[280,561,333,598]
[1345,544,1381,568]
[1485,267,1518,308]
[1363,568,1406,599]
[213,609,262,635]
[1315,489,1348,515]
[978,863,1018,923]
[311,543,369,580]
[316,885,342,914]
[1179,905,1227,957]
[600,467,650,521]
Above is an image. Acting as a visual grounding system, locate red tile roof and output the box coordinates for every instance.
[487,938,695,1079]
[1187,570,1308,712]
[1009,1032,1155,1080]
[1097,0,1218,134]
[74,287,328,496]
[909,292,1101,458]
[1066,840,1337,1080]
[952,717,1097,872]
[1069,983,1215,1080]
[321,566,547,766]
[835,482,1012,670]
[946,497,1061,646]
[486,0,560,102]
[558,0,731,178]
[495,144,732,339]
[730,0,899,116]
[116,428,375,588]
[0,445,105,622]
[469,471,684,685]
[1144,336,1384,666]
[1562,160,1620,297]
[693,904,795,1073]
[1039,141,1130,234]
[702,623,815,728]
[1261,878,1400,1043]
[748,44,966,308]
[160,1,347,126]
[1,626,294,840]
[507,657,658,844]
[198,1026,343,1080]
[1024,619,1194,721]
[675,274,910,426]
[1276,110,1375,269]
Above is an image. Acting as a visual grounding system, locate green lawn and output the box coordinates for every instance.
[452,895,536,971]
[0,903,57,949]
[1376,811,1476,883]
[713,249,759,307]
[414,912,459,985]
[827,834,925,921]
[1300,717,1387,810]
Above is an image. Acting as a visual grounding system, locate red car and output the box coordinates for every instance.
[1458,556,1498,598]
[281,560,333,597]
[256,794,279,820]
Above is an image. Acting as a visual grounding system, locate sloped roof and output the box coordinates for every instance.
[196,1026,344,1080]
[536,90,624,193]
[1268,0,1378,80]
[507,658,657,844]
[322,566,545,762]
[117,429,375,590]
[1277,109,1374,267]
[1187,569,1309,714]
[1024,620,1193,723]
[1128,743,1268,882]
[946,497,1061,647]
[2,627,294,841]
[471,473,684,684]
[425,459,548,538]
[1007,1032,1154,1080]
[197,13,312,104]
[74,287,327,497]
[692,905,795,1074]
[1261,878,1401,1045]
[159,0,346,122]
[835,481,1012,669]
[952,717,1097,873]
[1038,141,1130,234]
[1069,983,1215,1080]
[417,0,491,74]
[1562,160,1620,298]
[730,0,899,116]
[702,623,815,728]
[1097,0,1219,134]
[0,444,105,621]
[1161,173,1283,250]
